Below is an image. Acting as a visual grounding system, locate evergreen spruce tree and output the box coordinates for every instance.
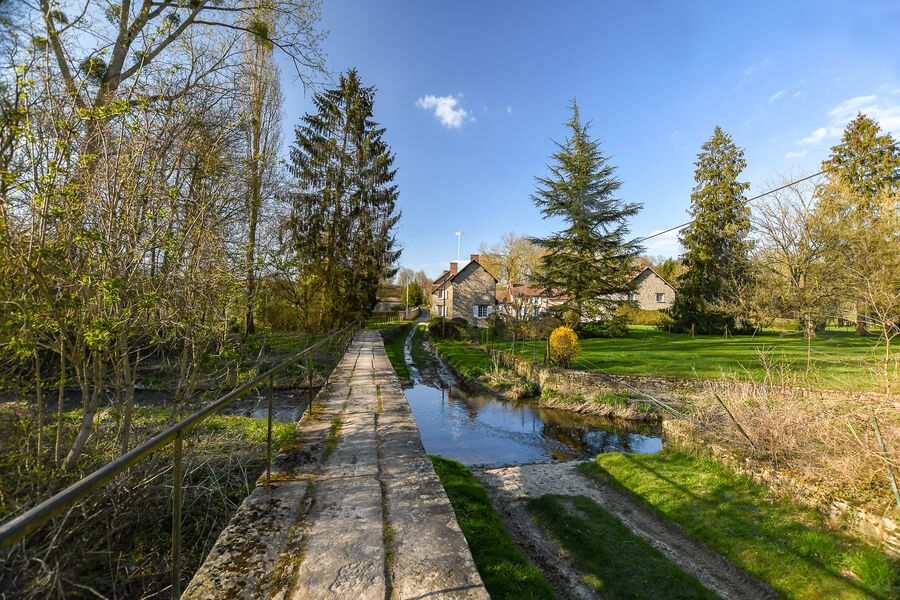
[531,101,642,322]
[821,113,900,203]
[672,126,752,334]
[815,113,900,335]
[289,70,401,329]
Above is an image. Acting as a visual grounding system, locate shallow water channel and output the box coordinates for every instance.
[405,384,662,467]
[403,324,662,467]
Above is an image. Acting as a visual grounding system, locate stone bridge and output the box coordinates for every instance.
[183,330,488,599]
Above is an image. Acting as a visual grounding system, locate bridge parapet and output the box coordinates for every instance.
[183,330,488,599]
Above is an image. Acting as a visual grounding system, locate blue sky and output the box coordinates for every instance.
[279,1,900,279]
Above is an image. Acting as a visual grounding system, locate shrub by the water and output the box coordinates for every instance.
[428,316,468,340]
[549,326,580,367]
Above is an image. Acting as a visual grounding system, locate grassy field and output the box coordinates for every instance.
[429,456,555,599]
[486,326,885,390]
[432,338,496,379]
[528,494,719,599]
[582,451,899,600]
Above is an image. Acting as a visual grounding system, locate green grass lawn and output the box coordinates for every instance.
[581,451,899,600]
[432,338,496,379]
[528,494,720,599]
[486,326,884,390]
[429,456,555,599]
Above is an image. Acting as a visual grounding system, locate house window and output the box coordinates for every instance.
[656,293,665,303]
[476,305,489,318]
[532,296,541,305]
[436,289,445,299]
[627,293,635,302]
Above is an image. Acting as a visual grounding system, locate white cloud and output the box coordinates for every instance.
[643,229,682,256]
[785,150,807,158]
[743,58,770,78]
[415,94,472,128]
[506,106,512,114]
[827,95,879,121]
[892,88,900,95]
[798,126,838,145]
[769,89,787,103]
[795,93,900,147]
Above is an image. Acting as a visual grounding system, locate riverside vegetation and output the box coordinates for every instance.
[396,315,898,598]
[0,329,349,598]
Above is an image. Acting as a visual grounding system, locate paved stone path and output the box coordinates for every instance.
[183,330,488,600]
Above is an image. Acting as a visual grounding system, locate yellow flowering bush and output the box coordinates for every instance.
[549,326,580,368]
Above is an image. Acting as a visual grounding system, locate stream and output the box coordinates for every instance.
[402,322,662,467]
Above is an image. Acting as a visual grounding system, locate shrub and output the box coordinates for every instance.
[549,326,580,368]
[606,314,630,338]
[576,316,629,338]
[428,316,468,339]
[575,322,606,338]
[615,305,674,328]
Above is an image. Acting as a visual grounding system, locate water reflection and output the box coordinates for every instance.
[221,390,313,423]
[404,383,661,467]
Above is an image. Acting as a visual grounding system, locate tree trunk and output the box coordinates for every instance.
[35,352,43,467]
[55,330,66,465]
[63,352,104,472]
[117,332,134,455]
[855,312,870,336]
[804,315,817,339]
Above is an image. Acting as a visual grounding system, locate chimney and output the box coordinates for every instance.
[449,262,458,275]
[470,254,479,261]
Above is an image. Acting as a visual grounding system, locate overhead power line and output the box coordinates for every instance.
[636,169,826,244]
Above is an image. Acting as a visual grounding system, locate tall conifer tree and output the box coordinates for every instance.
[673,126,752,334]
[815,113,900,335]
[531,101,642,321]
[289,70,401,329]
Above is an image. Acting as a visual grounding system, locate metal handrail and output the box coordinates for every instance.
[0,321,359,598]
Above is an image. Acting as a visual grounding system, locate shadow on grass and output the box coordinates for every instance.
[582,452,899,600]
[528,494,720,599]
[429,455,554,600]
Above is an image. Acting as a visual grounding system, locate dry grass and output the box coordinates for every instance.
[0,405,294,599]
[680,373,900,517]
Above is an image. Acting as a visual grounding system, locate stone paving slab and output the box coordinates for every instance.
[184,330,487,600]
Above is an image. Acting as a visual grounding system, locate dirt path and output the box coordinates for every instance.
[473,461,780,600]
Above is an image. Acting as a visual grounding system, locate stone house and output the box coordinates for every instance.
[431,255,498,327]
[623,267,676,310]
[496,284,565,318]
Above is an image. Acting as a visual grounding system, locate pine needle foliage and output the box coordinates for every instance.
[820,112,900,205]
[530,100,642,322]
[288,69,401,329]
[672,126,752,334]
[814,113,900,336]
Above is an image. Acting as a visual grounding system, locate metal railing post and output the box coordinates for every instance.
[171,429,183,600]
[266,377,274,486]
